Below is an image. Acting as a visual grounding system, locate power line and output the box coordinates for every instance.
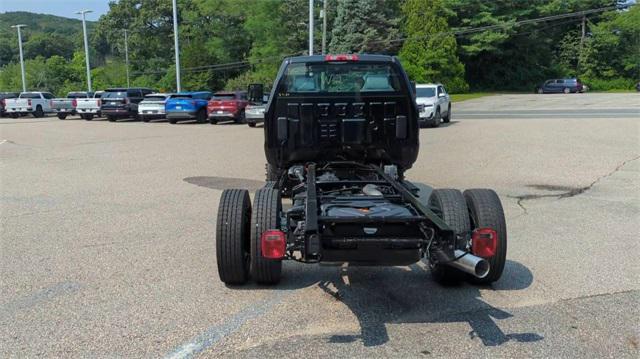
[128,4,633,78]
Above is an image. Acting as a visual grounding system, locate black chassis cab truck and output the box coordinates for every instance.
[216,54,507,285]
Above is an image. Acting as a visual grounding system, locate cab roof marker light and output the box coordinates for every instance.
[325,54,359,61]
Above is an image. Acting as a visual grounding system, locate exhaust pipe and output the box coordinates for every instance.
[445,250,490,278]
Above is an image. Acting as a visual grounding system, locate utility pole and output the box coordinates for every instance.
[172,0,182,92]
[11,24,27,92]
[76,10,93,92]
[579,15,586,72]
[124,29,130,88]
[321,0,328,54]
[308,0,314,55]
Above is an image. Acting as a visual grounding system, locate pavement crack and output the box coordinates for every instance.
[509,154,640,212]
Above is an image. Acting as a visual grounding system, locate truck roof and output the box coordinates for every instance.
[286,54,397,64]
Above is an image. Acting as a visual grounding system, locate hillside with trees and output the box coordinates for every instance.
[0,0,637,95]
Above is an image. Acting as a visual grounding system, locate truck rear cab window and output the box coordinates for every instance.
[280,62,403,95]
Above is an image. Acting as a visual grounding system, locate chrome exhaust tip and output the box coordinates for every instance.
[446,250,490,278]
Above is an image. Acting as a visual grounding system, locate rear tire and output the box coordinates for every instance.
[33,106,44,118]
[107,116,116,122]
[463,189,507,284]
[57,114,67,120]
[250,187,282,284]
[209,117,218,125]
[216,189,252,285]
[83,114,94,121]
[169,118,178,124]
[142,116,150,123]
[442,104,451,123]
[248,121,256,127]
[563,87,571,94]
[428,189,470,284]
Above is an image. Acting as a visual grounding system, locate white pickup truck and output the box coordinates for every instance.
[415,83,451,128]
[50,92,93,120]
[4,92,55,118]
[75,91,104,120]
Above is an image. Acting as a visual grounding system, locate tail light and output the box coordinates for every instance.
[260,230,286,259]
[124,98,129,104]
[28,99,32,107]
[72,99,77,108]
[0,99,4,106]
[97,99,102,107]
[325,54,359,61]
[471,228,497,258]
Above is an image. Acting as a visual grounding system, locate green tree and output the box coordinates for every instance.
[399,0,468,92]
[329,0,401,54]
[580,5,640,90]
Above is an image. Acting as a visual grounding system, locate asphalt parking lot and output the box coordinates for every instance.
[1,93,639,358]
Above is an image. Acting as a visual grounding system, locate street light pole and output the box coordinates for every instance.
[76,10,93,92]
[309,0,314,55]
[124,29,130,88]
[172,0,182,92]
[11,24,27,92]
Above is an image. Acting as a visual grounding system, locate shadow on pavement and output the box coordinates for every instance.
[316,260,540,347]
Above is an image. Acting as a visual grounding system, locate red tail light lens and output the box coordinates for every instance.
[325,54,359,61]
[472,228,497,258]
[97,99,102,107]
[72,99,77,107]
[28,99,32,107]
[260,230,286,259]
[0,99,4,106]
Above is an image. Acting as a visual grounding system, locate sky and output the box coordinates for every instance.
[0,0,111,21]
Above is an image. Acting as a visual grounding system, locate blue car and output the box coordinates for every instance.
[165,91,212,124]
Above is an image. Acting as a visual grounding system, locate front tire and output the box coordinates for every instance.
[108,116,116,122]
[250,187,282,284]
[197,109,207,123]
[428,189,471,284]
[216,189,252,285]
[209,117,218,125]
[235,110,246,124]
[463,189,507,284]
[248,121,256,128]
[442,104,451,123]
[57,113,67,120]
[169,118,178,124]
[431,108,441,128]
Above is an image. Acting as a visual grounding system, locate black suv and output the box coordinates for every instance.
[0,92,20,117]
[101,88,155,121]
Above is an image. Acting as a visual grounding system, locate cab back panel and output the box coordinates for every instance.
[266,94,419,170]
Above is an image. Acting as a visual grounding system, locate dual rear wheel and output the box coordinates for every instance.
[216,188,282,285]
[428,188,507,285]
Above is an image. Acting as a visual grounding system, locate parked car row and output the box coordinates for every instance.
[0,87,271,127]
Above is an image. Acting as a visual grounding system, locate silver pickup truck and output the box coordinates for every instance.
[50,92,93,120]
[75,91,104,120]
